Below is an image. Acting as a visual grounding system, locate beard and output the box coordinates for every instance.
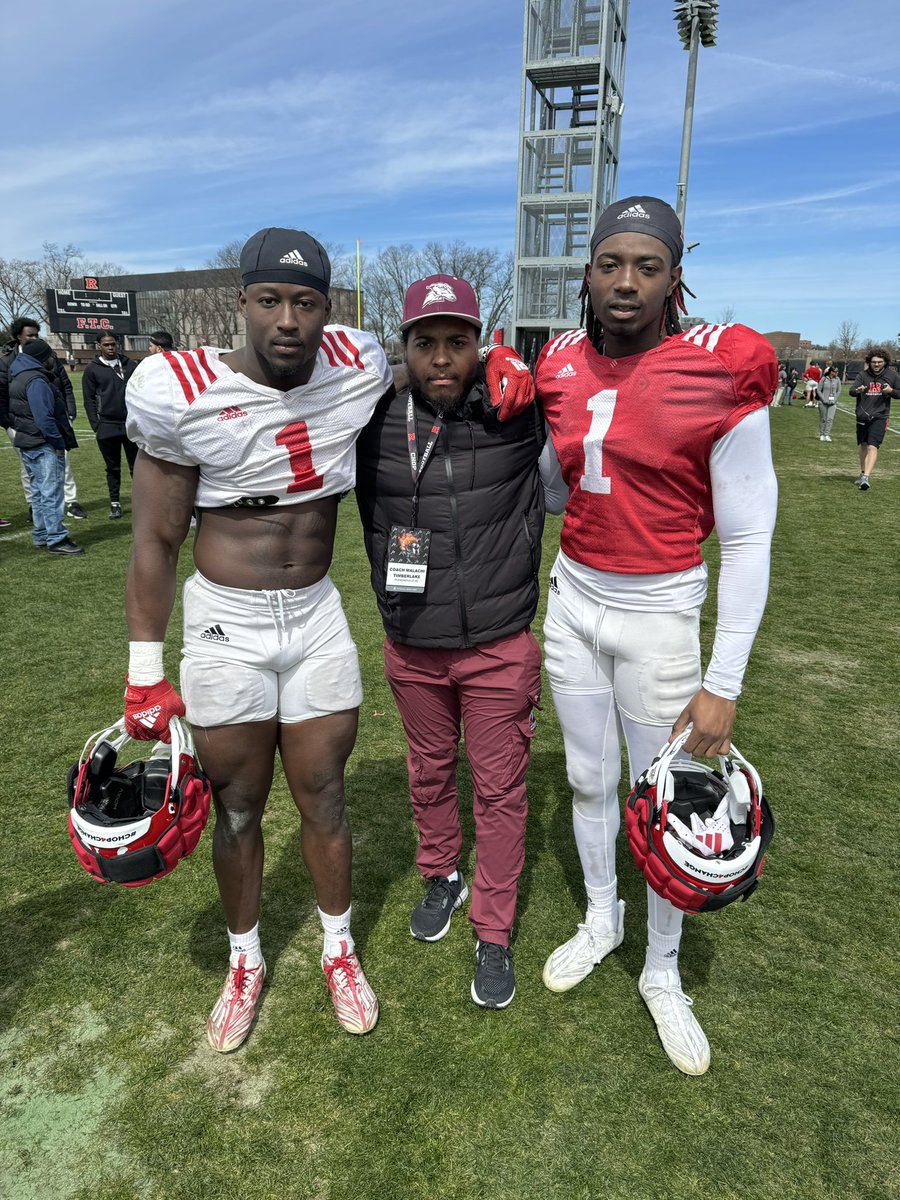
[408,370,478,415]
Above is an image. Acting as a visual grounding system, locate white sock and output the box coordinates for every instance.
[319,906,354,958]
[228,922,263,969]
[445,869,459,883]
[585,878,618,932]
[644,923,682,980]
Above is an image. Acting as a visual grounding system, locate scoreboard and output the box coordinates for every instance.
[47,288,140,336]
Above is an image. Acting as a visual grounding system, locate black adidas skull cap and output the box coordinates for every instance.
[240,227,331,294]
[589,196,684,267]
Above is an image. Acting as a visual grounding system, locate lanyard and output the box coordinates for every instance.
[407,393,443,526]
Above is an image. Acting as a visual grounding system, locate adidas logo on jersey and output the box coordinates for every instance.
[200,624,230,643]
[279,249,309,266]
[555,362,576,379]
[217,405,248,421]
[618,203,650,221]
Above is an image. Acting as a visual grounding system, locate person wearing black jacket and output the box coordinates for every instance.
[848,347,899,490]
[82,332,138,518]
[8,338,82,555]
[1,317,87,520]
[356,274,560,1010]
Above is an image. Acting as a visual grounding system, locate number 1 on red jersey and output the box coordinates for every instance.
[579,389,617,494]
[275,421,324,493]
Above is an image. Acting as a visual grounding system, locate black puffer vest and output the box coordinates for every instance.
[355,375,546,648]
[9,366,77,451]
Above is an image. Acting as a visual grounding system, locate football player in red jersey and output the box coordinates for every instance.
[123,228,392,1051]
[536,196,778,1075]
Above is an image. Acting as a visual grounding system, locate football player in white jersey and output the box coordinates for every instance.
[122,228,392,1050]
[536,197,778,1074]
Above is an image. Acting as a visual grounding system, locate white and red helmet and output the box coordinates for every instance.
[625,731,774,913]
[67,717,211,887]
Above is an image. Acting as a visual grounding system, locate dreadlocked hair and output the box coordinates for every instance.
[579,275,697,350]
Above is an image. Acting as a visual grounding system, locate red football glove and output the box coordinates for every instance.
[484,345,535,421]
[124,675,186,741]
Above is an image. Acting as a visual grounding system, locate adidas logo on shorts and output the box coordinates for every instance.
[200,623,230,642]
[280,249,309,266]
[555,362,576,379]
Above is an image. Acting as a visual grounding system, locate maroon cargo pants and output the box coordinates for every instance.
[384,629,542,947]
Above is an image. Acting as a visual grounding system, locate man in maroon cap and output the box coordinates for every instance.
[355,274,564,1009]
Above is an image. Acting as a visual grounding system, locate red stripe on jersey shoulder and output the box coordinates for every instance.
[321,331,353,369]
[545,328,586,357]
[194,347,217,385]
[162,350,217,404]
[162,352,196,403]
[332,329,365,371]
[319,336,340,369]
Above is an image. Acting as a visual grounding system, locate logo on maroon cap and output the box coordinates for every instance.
[423,281,458,306]
[400,273,482,332]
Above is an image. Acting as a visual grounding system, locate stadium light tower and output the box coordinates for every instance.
[673,0,718,230]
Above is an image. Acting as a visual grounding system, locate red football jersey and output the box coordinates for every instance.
[537,323,777,574]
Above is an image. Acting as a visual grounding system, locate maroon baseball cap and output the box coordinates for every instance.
[400,274,482,333]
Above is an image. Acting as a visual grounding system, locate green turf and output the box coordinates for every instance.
[0,384,897,1200]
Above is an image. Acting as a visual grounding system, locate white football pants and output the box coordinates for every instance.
[543,582,702,959]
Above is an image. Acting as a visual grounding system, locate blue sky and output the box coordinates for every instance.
[4,0,898,345]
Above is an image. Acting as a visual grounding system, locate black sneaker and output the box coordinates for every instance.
[47,537,85,556]
[858,476,870,491]
[66,502,87,519]
[409,873,468,942]
[109,502,123,520]
[471,940,515,1009]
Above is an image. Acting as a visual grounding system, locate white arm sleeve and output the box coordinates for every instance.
[702,406,778,700]
[539,432,568,514]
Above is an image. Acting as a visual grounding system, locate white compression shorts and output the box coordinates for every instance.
[180,571,363,726]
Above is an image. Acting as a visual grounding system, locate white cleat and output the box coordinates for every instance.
[542,900,625,993]
[638,968,710,1076]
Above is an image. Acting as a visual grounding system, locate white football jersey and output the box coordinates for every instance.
[125,326,393,507]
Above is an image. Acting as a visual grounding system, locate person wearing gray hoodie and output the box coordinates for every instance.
[816,367,841,441]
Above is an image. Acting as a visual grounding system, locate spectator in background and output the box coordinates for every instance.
[816,367,841,442]
[848,348,899,490]
[802,362,822,407]
[148,330,174,354]
[82,332,138,519]
[1,317,87,521]
[7,338,82,555]
[772,364,787,406]
[784,367,799,405]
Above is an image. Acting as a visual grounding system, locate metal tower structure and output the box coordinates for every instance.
[511,0,629,361]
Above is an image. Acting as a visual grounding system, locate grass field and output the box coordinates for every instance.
[0,381,897,1200]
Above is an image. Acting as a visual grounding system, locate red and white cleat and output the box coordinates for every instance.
[322,940,379,1034]
[206,954,266,1053]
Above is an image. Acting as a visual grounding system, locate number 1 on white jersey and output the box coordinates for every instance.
[579,389,617,494]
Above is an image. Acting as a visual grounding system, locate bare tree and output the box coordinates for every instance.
[830,320,860,380]
[358,242,513,352]
[718,303,736,324]
[0,242,125,345]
